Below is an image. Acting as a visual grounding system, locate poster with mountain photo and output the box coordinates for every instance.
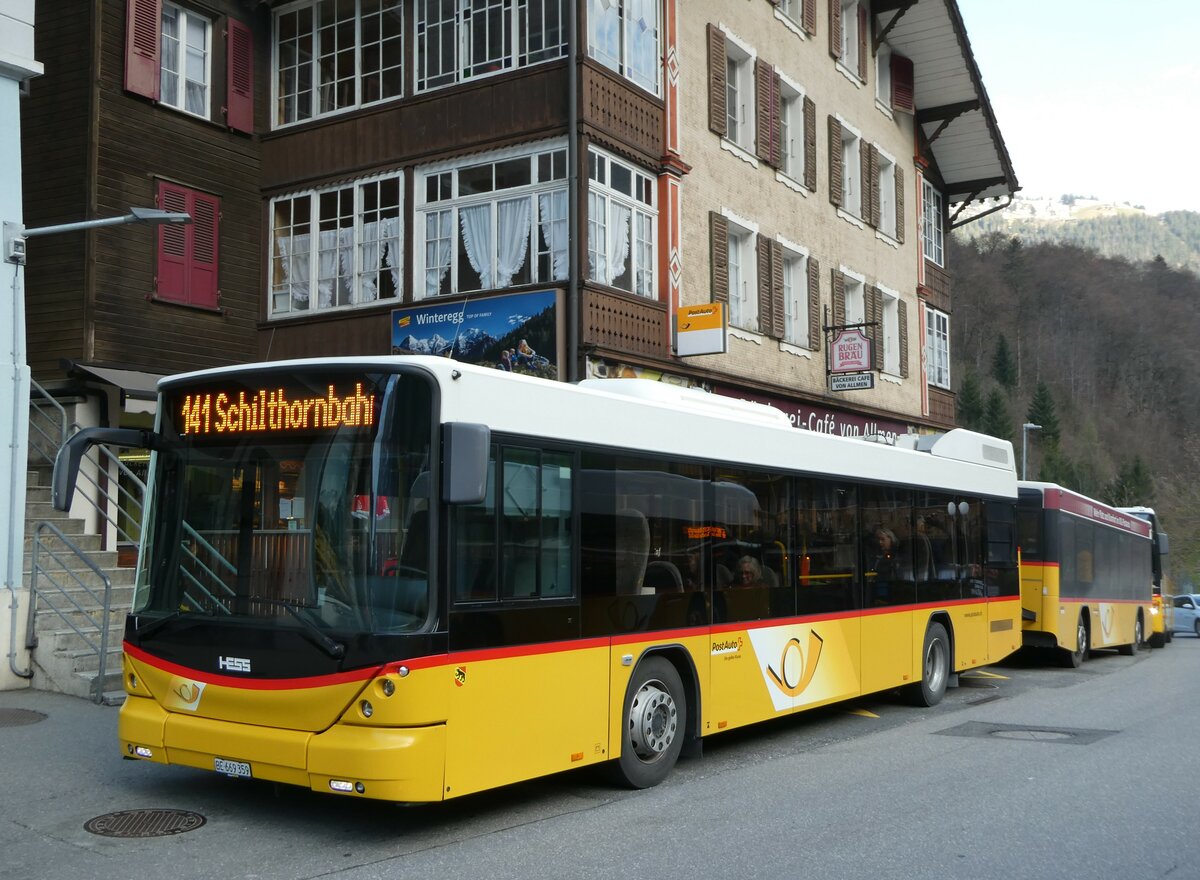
[391,290,558,379]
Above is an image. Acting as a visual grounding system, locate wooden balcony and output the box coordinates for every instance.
[582,287,668,359]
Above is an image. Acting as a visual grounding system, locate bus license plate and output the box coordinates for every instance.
[214,758,252,778]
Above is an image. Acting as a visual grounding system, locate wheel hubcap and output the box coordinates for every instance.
[629,680,677,762]
[925,638,946,693]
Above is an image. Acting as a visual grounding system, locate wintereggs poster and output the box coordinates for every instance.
[391,290,558,379]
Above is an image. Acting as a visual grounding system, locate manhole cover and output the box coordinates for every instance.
[991,728,1075,741]
[0,708,47,728]
[84,809,207,838]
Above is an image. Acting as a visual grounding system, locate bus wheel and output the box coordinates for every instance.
[1061,617,1088,668]
[1118,617,1143,656]
[613,657,686,789]
[905,622,950,707]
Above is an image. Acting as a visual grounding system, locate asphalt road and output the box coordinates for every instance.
[2,637,1197,880]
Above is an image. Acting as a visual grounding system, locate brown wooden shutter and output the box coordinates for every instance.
[867,285,883,370]
[708,25,728,137]
[828,116,843,207]
[828,0,841,59]
[125,0,162,100]
[804,96,817,191]
[756,235,772,333]
[807,256,821,350]
[891,53,915,112]
[859,137,871,220]
[898,299,910,378]
[857,3,868,82]
[895,165,905,243]
[226,18,254,134]
[770,239,785,338]
[710,212,729,303]
[831,268,845,327]
[755,59,774,163]
[771,71,784,168]
[867,144,881,228]
[803,0,817,35]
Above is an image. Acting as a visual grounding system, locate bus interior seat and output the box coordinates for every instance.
[644,560,683,593]
[614,508,650,595]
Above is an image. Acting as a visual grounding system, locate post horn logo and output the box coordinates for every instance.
[765,630,824,698]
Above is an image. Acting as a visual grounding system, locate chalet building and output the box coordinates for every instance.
[21,0,1015,497]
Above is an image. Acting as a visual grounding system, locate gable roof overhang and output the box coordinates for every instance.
[874,0,1019,206]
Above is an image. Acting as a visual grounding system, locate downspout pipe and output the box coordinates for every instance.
[7,266,32,680]
[567,0,580,382]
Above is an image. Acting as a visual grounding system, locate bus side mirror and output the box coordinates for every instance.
[442,422,489,505]
[1158,532,1170,556]
[52,427,156,512]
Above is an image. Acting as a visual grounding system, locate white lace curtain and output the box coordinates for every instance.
[425,212,452,296]
[459,205,492,290]
[538,190,568,281]
[360,222,381,302]
[608,203,631,284]
[495,198,531,288]
[277,232,311,310]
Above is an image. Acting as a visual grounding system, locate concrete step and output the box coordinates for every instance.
[29,643,125,703]
[23,531,102,554]
[24,548,123,572]
[43,622,127,655]
[26,564,136,590]
[25,516,87,539]
[26,484,52,504]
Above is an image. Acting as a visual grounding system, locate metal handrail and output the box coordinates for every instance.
[27,520,115,704]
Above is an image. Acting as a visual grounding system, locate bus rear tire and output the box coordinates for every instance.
[612,656,685,789]
[1061,616,1088,668]
[1118,616,1142,656]
[1149,631,1164,649]
[905,622,950,707]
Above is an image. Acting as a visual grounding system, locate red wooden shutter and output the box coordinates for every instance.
[156,182,188,302]
[891,53,914,112]
[126,0,163,100]
[708,25,728,137]
[710,212,729,303]
[226,18,254,134]
[828,115,843,207]
[807,256,821,351]
[189,192,221,308]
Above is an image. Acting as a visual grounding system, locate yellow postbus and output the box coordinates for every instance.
[55,356,1021,802]
[1017,483,1153,666]
[1116,506,1172,647]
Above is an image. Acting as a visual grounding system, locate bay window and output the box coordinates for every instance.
[587,148,657,298]
[587,0,660,95]
[270,173,403,316]
[927,307,950,389]
[417,142,568,298]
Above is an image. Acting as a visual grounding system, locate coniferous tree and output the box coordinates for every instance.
[981,389,1012,443]
[1105,456,1154,507]
[1025,381,1061,444]
[956,371,985,431]
[991,334,1018,392]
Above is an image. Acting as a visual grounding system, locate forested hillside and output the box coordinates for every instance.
[948,233,1200,587]
[965,209,1200,274]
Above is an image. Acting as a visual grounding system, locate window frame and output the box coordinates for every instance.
[877,148,897,240]
[269,170,405,318]
[273,0,406,129]
[780,241,810,348]
[779,76,805,183]
[726,219,758,333]
[723,34,756,156]
[838,0,859,78]
[922,179,945,267]
[841,122,863,220]
[586,0,661,97]
[880,286,900,376]
[416,140,569,300]
[587,146,658,298]
[926,306,951,389]
[160,1,212,119]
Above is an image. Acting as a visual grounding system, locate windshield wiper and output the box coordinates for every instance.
[243,596,346,659]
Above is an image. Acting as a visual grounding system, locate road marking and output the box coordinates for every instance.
[846,708,879,718]
[962,670,1009,679]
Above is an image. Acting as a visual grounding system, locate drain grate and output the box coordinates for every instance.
[936,721,1117,746]
[0,708,47,728]
[85,809,207,838]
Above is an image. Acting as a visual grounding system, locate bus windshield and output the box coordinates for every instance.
[134,369,434,637]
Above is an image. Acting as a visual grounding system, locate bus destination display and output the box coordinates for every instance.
[177,382,377,436]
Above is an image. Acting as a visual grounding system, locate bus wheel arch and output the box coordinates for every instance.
[1118,613,1144,656]
[1062,611,1090,668]
[611,650,695,789]
[904,618,951,707]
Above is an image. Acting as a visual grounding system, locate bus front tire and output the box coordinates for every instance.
[905,622,950,707]
[612,656,686,790]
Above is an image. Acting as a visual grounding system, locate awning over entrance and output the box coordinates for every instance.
[67,363,163,401]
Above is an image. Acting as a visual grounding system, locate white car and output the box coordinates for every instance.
[1172,594,1200,637]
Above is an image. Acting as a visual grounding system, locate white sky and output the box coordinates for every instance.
[956,0,1200,213]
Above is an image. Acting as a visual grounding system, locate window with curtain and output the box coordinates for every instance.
[270,172,403,317]
[416,0,565,92]
[274,0,404,128]
[161,2,211,117]
[587,147,657,298]
[586,0,660,95]
[416,142,568,298]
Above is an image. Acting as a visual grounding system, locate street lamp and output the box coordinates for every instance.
[3,206,191,680]
[1021,422,1042,480]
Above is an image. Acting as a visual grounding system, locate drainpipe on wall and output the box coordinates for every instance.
[566,0,580,382]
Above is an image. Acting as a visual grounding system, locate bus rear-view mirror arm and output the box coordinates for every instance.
[52,427,166,512]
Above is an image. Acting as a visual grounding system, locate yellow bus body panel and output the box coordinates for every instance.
[1022,563,1148,651]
